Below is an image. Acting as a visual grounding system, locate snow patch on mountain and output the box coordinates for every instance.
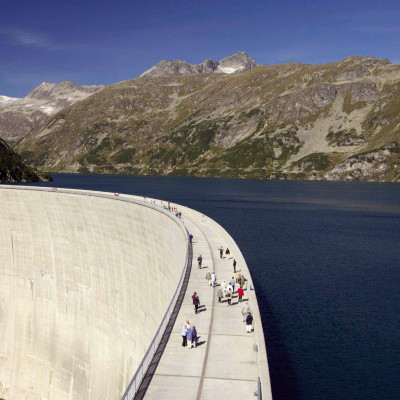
[0,95,19,104]
[217,66,245,74]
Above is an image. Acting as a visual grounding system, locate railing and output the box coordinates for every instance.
[121,241,190,400]
[121,238,190,400]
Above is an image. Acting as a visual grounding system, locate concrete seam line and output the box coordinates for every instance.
[195,219,217,400]
[154,373,258,383]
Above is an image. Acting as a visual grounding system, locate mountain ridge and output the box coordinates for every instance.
[141,51,260,76]
[0,81,104,145]
[1,53,399,182]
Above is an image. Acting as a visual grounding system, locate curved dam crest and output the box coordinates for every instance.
[0,186,271,400]
[0,188,187,399]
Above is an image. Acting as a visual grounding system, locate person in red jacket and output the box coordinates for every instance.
[237,286,244,303]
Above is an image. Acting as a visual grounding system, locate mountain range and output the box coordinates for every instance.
[1,52,400,182]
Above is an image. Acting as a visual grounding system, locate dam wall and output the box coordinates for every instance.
[0,187,188,400]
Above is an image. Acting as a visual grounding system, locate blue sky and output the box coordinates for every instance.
[1,0,399,97]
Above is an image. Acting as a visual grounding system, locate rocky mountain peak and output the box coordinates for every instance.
[140,51,260,76]
[26,80,102,100]
[0,81,104,145]
[218,51,260,73]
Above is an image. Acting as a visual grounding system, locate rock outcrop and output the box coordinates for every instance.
[141,51,260,76]
[0,138,48,182]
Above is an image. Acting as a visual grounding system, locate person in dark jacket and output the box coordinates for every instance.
[197,255,202,269]
[192,292,200,314]
[246,312,253,333]
[190,326,198,348]
[233,259,237,273]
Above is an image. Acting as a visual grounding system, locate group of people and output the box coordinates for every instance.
[219,246,231,259]
[181,320,198,348]
[205,270,216,286]
[217,276,246,305]
[181,243,254,351]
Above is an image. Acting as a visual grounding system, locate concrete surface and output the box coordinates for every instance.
[0,187,187,400]
[140,200,272,400]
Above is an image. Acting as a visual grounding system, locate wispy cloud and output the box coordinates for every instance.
[0,27,62,50]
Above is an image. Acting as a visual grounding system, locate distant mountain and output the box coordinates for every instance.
[0,81,104,145]
[141,51,260,76]
[0,137,49,182]
[15,55,400,182]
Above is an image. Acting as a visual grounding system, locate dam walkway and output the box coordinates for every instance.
[135,200,272,400]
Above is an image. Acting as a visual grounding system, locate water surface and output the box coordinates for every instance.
[14,174,400,400]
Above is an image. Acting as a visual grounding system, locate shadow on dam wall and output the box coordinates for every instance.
[0,187,188,400]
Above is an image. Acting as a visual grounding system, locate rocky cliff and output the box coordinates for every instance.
[9,55,400,182]
[0,138,50,182]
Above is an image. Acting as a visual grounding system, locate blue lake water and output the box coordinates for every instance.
[14,174,400,400]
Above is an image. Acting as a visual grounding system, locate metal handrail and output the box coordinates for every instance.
[121,238,190,400]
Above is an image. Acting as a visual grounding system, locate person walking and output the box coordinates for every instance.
[230,277,236,293]
[235,270,241,283]
[192,292,201,314]
[246,312,253,333]
[182,320,190,347]
[242,302,251,322]
[211,272,216,287]
[187,325,194,349]
[219,246,224,258]
[233,258,237,272]
[188,234,193,244]
[191,326,198,348]
[226,289,233,305]
[206,270,211,286]
[240,274,247,289]
[237,286,244,303]
[217,287,223,303]
[221,281,227,297]
[197,255,203,269]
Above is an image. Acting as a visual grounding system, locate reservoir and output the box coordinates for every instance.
[19,174,400,400]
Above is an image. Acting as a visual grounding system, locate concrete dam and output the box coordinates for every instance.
[0,187,271,400]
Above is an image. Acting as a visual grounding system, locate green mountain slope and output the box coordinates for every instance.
[16,56,400,181]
